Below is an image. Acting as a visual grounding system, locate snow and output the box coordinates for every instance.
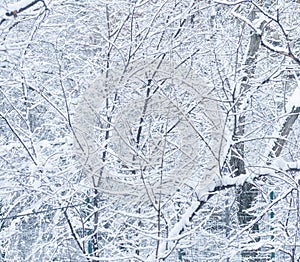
[0,6,7,17]
[232,10,261,34]
[222,174,249,187]
[2,0,300,260]
[146,201,201,261]
[0,0,44,21]
[214,0,247,5]
[273,157,288,170]
[286,84,300,112]
[7,0,36,11]
[287,160,300,170]
[145,173,251,261]
[261,37,290,54]
[169,201,199,238]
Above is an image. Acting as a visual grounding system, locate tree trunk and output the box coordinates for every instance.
[230,14,263,260]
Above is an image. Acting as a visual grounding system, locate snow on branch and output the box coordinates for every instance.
[268,105,300,159]
[272,158,300,173]
[0,112,38,165]
[255,88,300,187]
[226,187,294,248]
[261,40,300,66]
[258,86,300,182]
[0,0,47,26]
[146,174,251,261]
[214,0,249,6]
[218,0,300,66]
[231,9,260,33]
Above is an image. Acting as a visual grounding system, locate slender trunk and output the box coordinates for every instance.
[230,12,263,260]
[91,5,112,260]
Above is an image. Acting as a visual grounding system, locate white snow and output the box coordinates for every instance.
[0,0,44,20]
[7,0,36,11]
[146,201,201,261]
[221,174,249,186]
[287,159,300,170]
[273,157,288,170]
[286,84,300,111]
[169,201,199,238]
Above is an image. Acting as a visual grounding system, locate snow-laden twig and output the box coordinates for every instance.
[0,0,47,26]
[146,174,252,261]
[214,0,248,6]
[0,113,37,166]
[227,187,293,244]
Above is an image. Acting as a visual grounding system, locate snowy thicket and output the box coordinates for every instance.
[0,0,300,261]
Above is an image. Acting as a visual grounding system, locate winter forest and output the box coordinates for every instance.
[0,0,300,261]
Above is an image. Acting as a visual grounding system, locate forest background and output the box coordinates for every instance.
[1,0,300,261]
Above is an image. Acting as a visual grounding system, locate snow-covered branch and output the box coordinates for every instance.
[0,0,47,26]
[146,173,252,261]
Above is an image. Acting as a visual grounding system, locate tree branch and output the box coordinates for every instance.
[0,0,47,25]
[0,113,37,166]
